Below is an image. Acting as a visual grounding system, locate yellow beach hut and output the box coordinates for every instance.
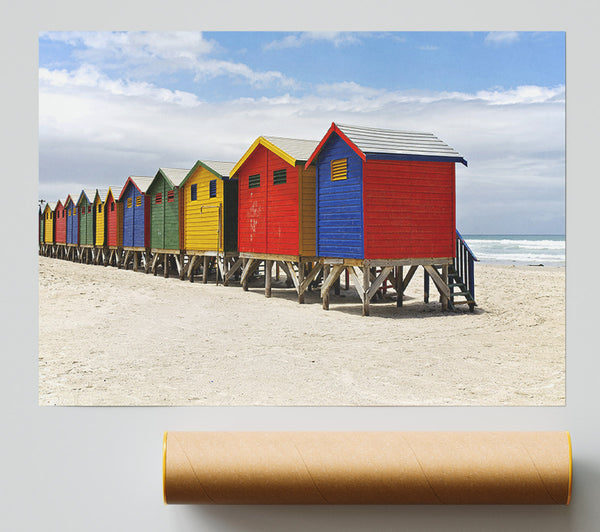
[180,160,237,283]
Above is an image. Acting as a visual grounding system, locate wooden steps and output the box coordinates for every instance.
[430,264,477,312]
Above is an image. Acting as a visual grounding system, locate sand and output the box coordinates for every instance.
[38,256,565,406]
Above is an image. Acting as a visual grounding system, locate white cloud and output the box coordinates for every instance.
[40,31,295,88]
[264,32,360,50]
[417,45,439,51]
[39,65,201,107]
[41,31,216,60]
[485,31,520,45]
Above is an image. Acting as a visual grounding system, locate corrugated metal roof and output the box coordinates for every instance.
[77,189,96,205]
[200,160,236,178]
[129,176,154,193]
[108,186,123,200]
[159,168,191,187]
[95,188,110,203]
[336,123,464,160]
[263,136,320,162]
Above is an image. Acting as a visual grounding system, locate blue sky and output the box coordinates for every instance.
[38,31,565,233]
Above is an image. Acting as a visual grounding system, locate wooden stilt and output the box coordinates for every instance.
[240,258,259,291]
[217,256,226,286]
[424,268,430,303]
[362,266,370,316]
[223,257,243,286]
[176,253,184,280]
[164,254,170,278]
[298,262,322,303]
[279,261,294,288]
[188,255,198,282]
[441,264,449,311]
[133,251,139,272]
[397,266,403,307]
[265,260,272,298]
[202,256,208,284]
[423,264,451,308]
[298,262,305,304]
[322,265,331,310]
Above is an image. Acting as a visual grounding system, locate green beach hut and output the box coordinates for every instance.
[147,167,190,277]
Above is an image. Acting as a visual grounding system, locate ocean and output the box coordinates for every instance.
[461,235,565,267]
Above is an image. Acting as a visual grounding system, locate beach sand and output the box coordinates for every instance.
[38,256,565,406]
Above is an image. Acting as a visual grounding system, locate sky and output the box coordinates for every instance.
[38,31,565,234]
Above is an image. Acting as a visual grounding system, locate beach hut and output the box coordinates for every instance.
[229,136,320,300]
[179,160,237,283]
[64,194,79,260]
[147,168,189,278]
[104,186,123,267]
[77,189,96,264]
[118,176,154,272]
[92,188,110,265]
[305,122,476,314]
[54,199,67,259]
[42,202,56,255]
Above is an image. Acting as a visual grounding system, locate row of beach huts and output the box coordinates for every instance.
[39,122,477,315]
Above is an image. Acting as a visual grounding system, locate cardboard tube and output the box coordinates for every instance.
[163,431,572,505]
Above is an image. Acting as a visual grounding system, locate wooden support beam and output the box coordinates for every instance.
[441,263,449,311]
[151,253,160,276]
[396,266,403,307]
[223,257,243,285]
[202,255,208,284]
[283,261,300,292]
[122,250,130,270]
[362,266,370,316]
[366,266,393,302]
[188,255,198,282]
[322,265,331,310]
[216,257,227,286]
[298,262,306,303]
[401,265,419,292]
[349,267,365,302]
[175,254,183,279]
[240,258,259,291]
[320,264,345,297]
[299,262,322,294]
[164,254,170,278]
[423,265,451,300]
[265,260,273,298]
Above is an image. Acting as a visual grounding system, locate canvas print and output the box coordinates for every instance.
[38,31,565,406]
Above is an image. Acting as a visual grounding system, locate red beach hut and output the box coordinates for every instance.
[105,186,123,267]
[229,135,320,300]
[54,199,67,258]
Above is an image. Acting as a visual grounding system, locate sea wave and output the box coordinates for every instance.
[462,235,565,266]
